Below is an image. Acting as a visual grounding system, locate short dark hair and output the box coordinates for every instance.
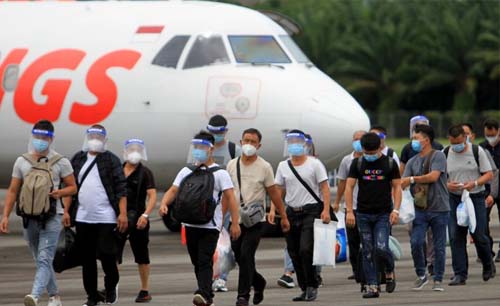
[242,128,262,142]
[414,124,435,143]
[370,125,387,134]
[461,122,474,133]
[483,118,499,130]
[208,114,228,127]
[448,124,465,138]
[360,132,381,151]
[194,130,215,145]
[33,119,54,134]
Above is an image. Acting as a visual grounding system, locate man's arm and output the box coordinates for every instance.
[333,179,346,212]
[401,170,441,189]
[0,178,22,233]
[159,185,179,216]
[223,188,241,240]
[319,180,331,223]
[391,178,402,225]
[345,178,357,228]
[137,188,157,229]
[267,185,289,232]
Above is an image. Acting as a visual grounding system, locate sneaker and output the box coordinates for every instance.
[24,295,38,306]
[105,287,118,304]
[304,287,318,301]
[385,272,396,293]
[448,275,466,286]
[193,294,207,306]
[212,278,228,292]
[347,274,356,280]
[135,290,152,303]
[362,285,379,298]
[277,274,295,289]
[412,275,429,290]
[82,298,97,306]
[432,281,444,292]
[235,296,249,306]
[48,296,62,306]
[483,264,496,281]
[253,278,266,305]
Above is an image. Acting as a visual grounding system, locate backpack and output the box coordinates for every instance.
[173,164,221,225]
[443,144,480,172]
[387,148,394,159]
[17,153,63,225]
[229,141,236,159]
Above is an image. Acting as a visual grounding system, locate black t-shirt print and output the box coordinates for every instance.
[125,163,156,214]
[348,155,401,214]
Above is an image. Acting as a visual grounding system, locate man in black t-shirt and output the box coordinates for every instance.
[345,133,402,299]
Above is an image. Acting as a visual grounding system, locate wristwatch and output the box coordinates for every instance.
[141,213,149,219]
[410,176,415,184]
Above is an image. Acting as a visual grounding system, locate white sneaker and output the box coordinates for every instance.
[212,278,228,292]
[48,296,62,306]
[24,294,38,306]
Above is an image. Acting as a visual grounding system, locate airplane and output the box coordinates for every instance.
[0,0,370,190]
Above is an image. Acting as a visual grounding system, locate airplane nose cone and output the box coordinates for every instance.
[301,82,370,168]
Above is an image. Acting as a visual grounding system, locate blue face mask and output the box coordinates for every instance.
[466,135,471,144]
[411,139,422,153]
[352,140,362,153]
[363,153,379,162]
[32,139,49,152]
[451,143,465,153]
[288,143,305,156]
[192,148,208,162]
[213,134,225,144]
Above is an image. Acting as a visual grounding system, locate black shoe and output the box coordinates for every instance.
[483,262,496,281]
[253,278,266,305]
[385,273,396,293]
[495,251,500,263]
[317,275,323,288]
[82,298,97,306]
[105,287,117,304]
[235,296,249,306]
[292,291,306,302]
[135,290,152,303]
[362,286,379,299]
[448,276,466,286]
[304,287,318,302]
[347,274,356,280]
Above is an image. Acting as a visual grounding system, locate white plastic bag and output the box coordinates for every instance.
[389,236,403,261]
[462,190,476,233]
[399,188,415,224]
[313,219,337,267]
[456,202,468,227]
[213,228,236,278]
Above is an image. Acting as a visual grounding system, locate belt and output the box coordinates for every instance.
[289,203,319,212]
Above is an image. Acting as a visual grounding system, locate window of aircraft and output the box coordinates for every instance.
[279,35,310,63]
[183,35,230,69]
[3,64,19,92]
[228,35,291,64]
[152,35,190,68]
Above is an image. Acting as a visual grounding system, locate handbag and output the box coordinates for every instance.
[237,157,265,228]
[413,150,435,210]
[53,227,81,273]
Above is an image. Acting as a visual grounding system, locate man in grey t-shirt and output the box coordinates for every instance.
[445,124,494,286]
[402,125,449,291]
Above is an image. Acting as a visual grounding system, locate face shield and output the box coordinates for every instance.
[28,129,54,154]
[207,124,228,144]
[123,138,147,164]
[82,127,107,153]
[284,132,306,157]
[187,139,214,165]
[409,115,429,138]
[305,136,315,156]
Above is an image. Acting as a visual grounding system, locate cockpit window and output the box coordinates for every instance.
[279,35,310,63]
[152,35,190,68]
[183,35,230,69]
[228,35,291,64]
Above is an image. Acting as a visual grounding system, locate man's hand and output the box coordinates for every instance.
[280,216,290,233]
[321,208,331,224]
[230,223,241,240]
[333,201,340,213]
[0,217,9,234]
[62,212,71,228]
[117,213,128,233]
[267,210,276,225]
[137,215,148,230]
[346,211,356,228]
[390,210,399,225]
[48,189,63,199]
[447,181,463,193]
[463,181,475,192]
[159,204,168,217]
[486,195,495,208]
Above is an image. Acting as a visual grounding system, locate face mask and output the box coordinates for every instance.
[242,144,257,156]
[127,151,142,164]
[451,143,465,153]
[411,139,422,153]
[363,153,379,162]
[352,140,362,153]
[486,136,498,146]
[192,148,208,163]
[32,139,49,152]
[465,135,471,144]
[87,139,105,152]
[288,143,305,156]
[213,134,225,144]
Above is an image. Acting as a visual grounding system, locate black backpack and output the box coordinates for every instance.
[173,164,221,225]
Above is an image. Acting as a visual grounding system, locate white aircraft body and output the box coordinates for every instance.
[0,1,370,188]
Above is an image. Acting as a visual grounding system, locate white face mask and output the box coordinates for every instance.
[242,144,257,156]
[127,151,142,164]
[486,136,498,146]
[87,139,105,152]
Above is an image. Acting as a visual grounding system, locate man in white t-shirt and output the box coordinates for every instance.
[159,131,241,306]
[275,130,331,302]
[1,120,77,306]
[226,128,289,306]
[333,130,366,280]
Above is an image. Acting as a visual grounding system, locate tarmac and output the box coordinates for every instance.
[1,193,500,306]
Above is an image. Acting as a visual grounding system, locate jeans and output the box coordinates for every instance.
[231,223,266,299]
[410,210,449,282]
[23,214,62,299]
[357,212,394,286]
[185,226,219,301]
[346,211,361,276]
[449,193,493,279]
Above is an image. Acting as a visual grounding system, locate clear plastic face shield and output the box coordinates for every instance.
[187,139,214,165]
[28,129,54,154]
[284,132,307,157]
[82,127,107,153]
[409,115,429,138]
[123,138,147,164]
[207,124,228,144]
[304,136,315,156]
